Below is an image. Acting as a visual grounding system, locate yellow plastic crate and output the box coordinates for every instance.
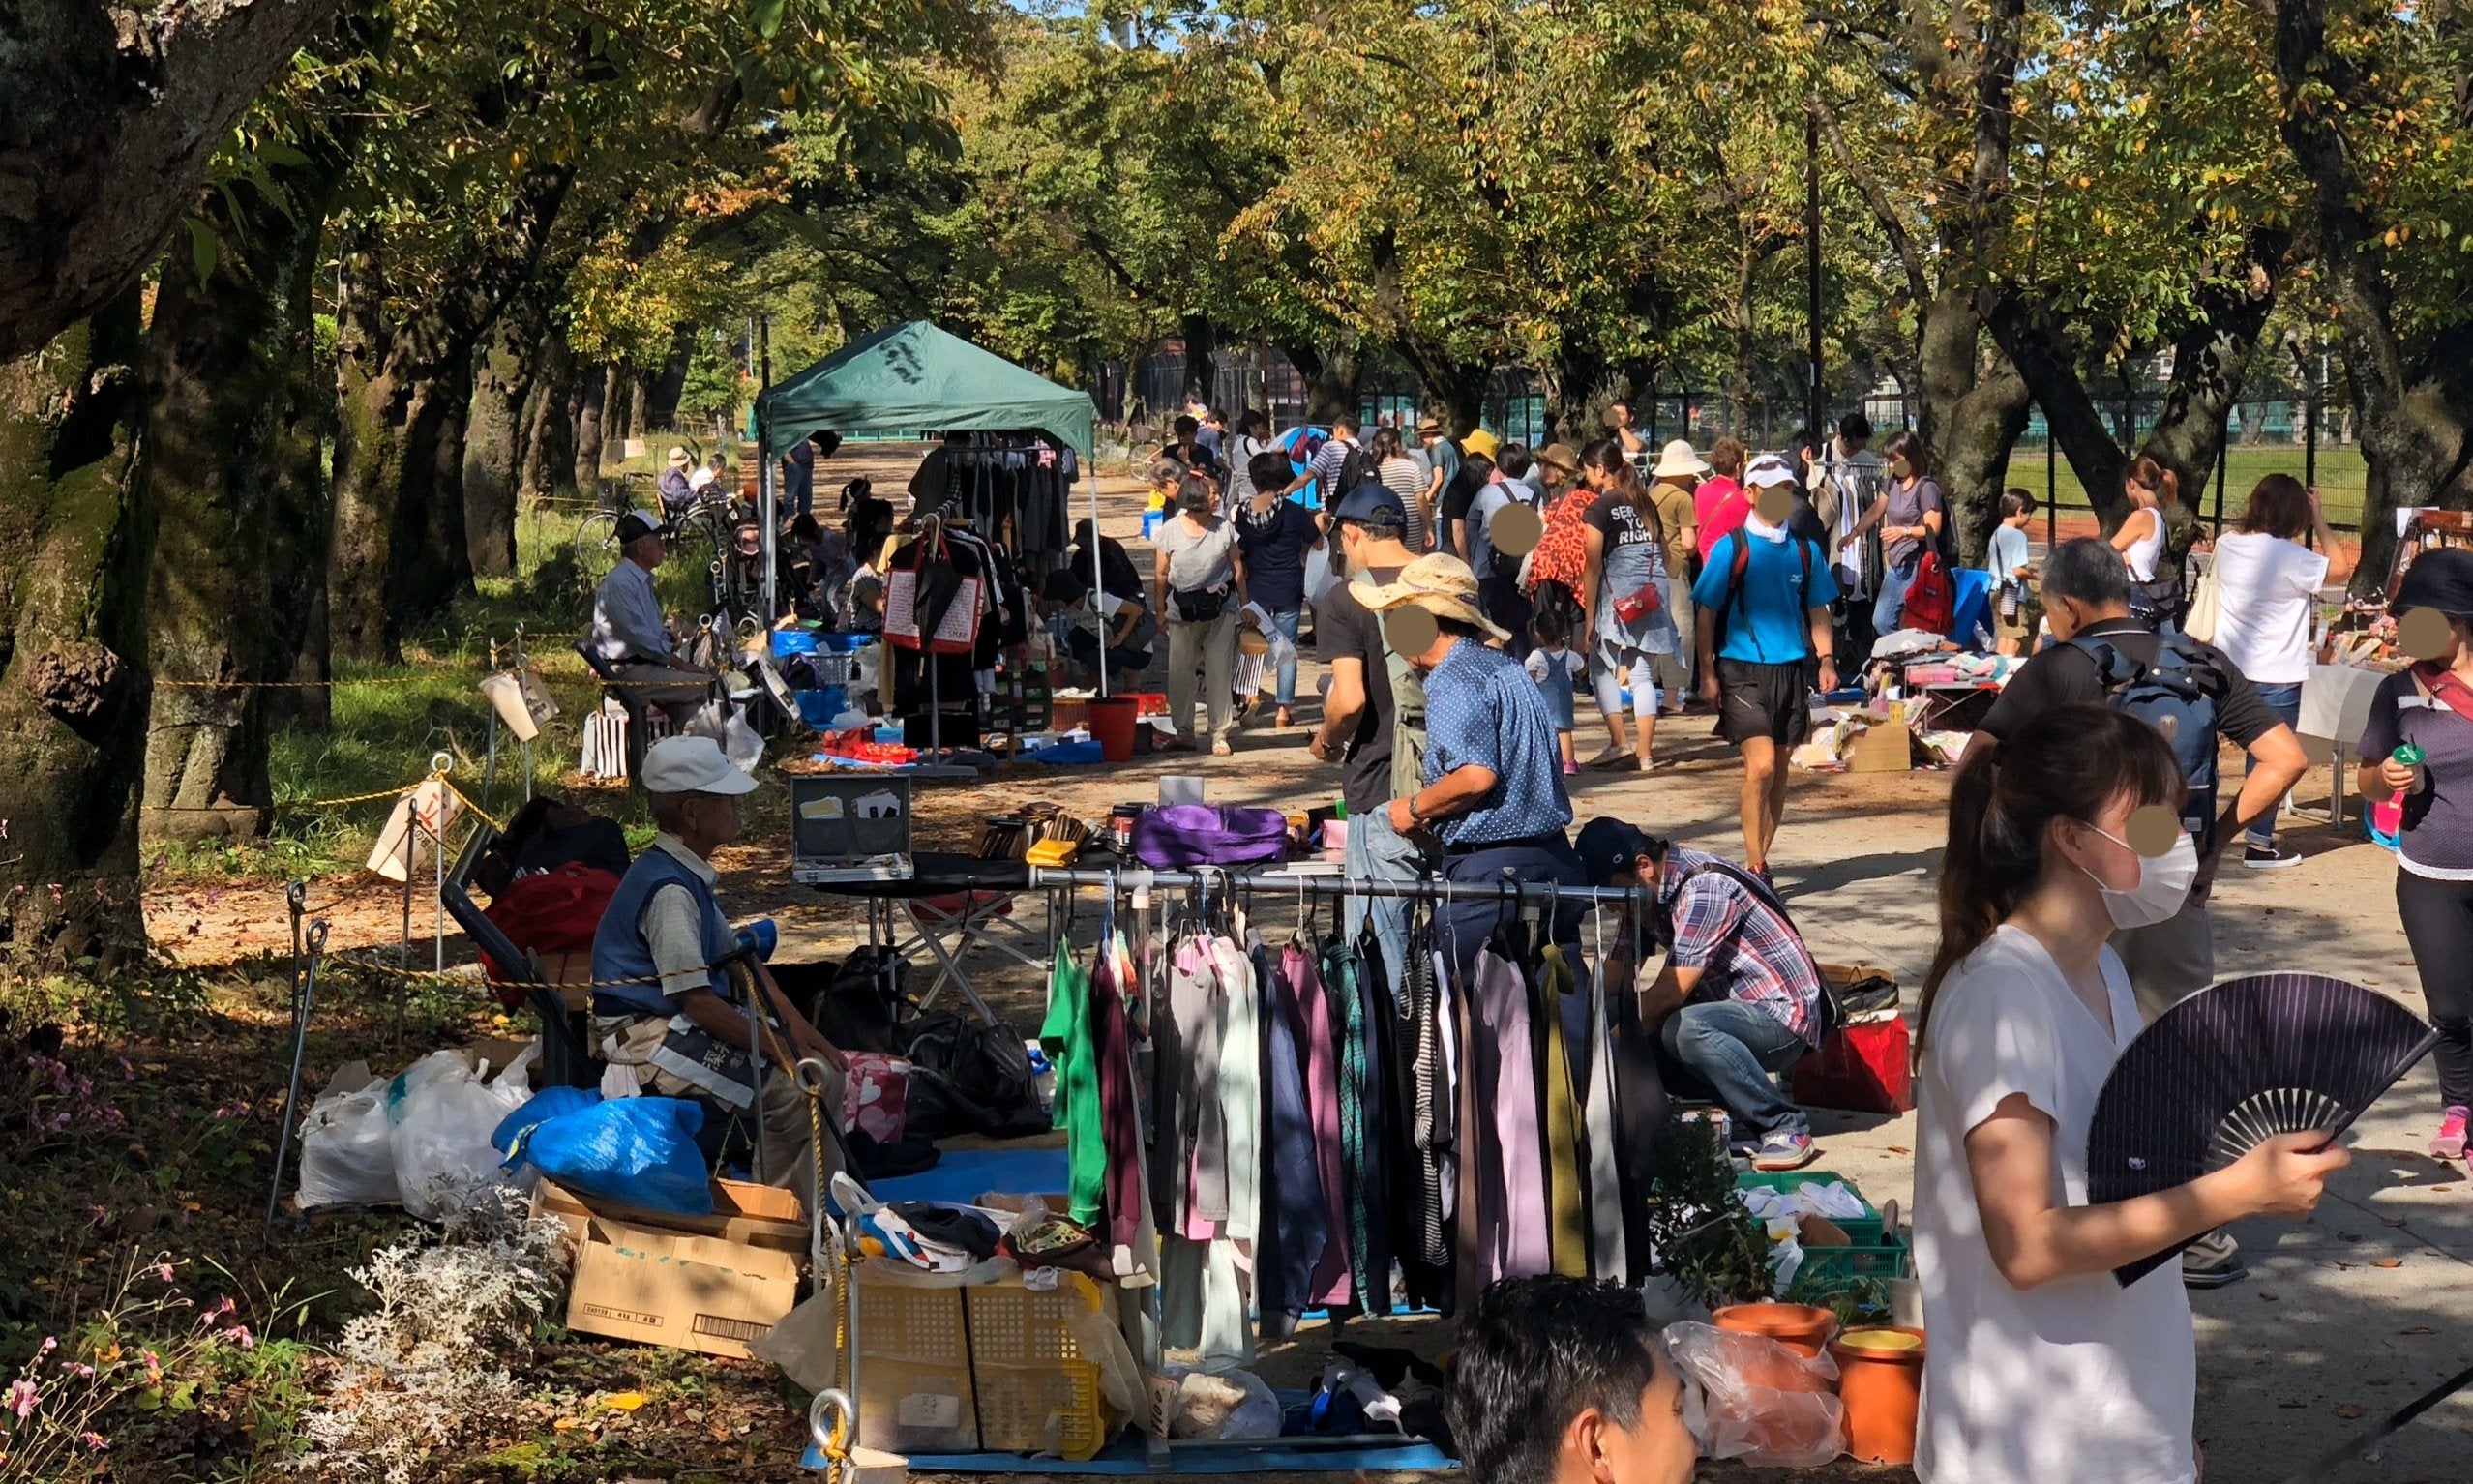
[962,1276,1111,1461]
[854,1271,978,1453]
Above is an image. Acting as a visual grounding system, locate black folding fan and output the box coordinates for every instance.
[2085,971,2440,1287]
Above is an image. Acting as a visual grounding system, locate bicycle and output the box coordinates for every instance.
[573,472,656,585]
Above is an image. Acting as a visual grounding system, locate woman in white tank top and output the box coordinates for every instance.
[2111,455,2182,626]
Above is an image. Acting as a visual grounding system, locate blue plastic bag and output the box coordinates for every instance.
[492,1085,601,1156]
[507,1096,714,1216]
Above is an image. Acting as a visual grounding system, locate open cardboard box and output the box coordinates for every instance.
[534,1177,807,1361]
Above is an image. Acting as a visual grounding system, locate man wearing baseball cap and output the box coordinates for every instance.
[590,510,713,726]
[1312,480,1425,1004]
[1360,553,1585,968]
[1575,817,1824,1172]
[592,736,847,1193]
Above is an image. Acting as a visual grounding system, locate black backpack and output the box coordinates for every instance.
[2070,634,2227,851]
[1330,439,1374,498]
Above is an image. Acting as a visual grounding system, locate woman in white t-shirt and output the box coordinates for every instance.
[1914,704,2349,1484]
[1225,409,1275,508]
[2210,474,2346,867]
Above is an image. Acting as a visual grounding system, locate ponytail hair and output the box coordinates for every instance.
[1918,704,2187,1050]
[2126,453,2181,509]
[1580,436,1665,550]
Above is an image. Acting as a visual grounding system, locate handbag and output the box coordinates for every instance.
[1130,804,1292,868]
[883,526,981,654]
[1610,579,1664,626]
[2182,561,2221,643]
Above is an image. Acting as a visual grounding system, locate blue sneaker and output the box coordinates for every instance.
[1752,1128,1817,1172]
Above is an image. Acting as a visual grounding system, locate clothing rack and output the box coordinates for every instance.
[1026,864,1650,911]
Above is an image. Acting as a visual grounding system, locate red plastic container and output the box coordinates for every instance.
[1087,697,1139,762]
[1794,1017,1915,1114]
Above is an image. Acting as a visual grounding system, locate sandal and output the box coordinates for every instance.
[1210,737,1233,757]
[1584,746,1633,770]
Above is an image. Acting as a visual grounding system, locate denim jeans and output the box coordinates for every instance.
[1267,607,1301,706]
[2247,680,2304,848]
[1344,806,1426,1012]
[1655,999,1810,1138]
[1872,557,1919,636]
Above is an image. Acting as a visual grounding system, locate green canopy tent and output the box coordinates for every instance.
[753,321,1115,692]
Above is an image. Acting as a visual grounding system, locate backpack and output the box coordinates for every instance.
[1352,565,1428,794]
[1705,529,1818,660]
[1902,549,1955,634]
[1330,439,1374,501]
[2070,634,2226,849]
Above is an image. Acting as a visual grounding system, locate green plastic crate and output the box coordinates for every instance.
[1736,1170,1884,1246]
[1787,1234,1910,1302]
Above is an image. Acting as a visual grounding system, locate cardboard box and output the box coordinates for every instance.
[1847,702,1913,774]
[536,1178,807,1361]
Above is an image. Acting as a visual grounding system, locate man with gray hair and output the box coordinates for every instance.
[1966,536,2306,1288]
[590,736,847,1195]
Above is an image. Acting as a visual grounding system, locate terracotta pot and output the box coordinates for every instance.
[1710,1302,1836,1358]
[1831,1326,1927,1465]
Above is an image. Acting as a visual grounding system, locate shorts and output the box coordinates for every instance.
[1715,657,1816,748]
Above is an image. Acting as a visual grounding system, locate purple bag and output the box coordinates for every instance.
[1130,804,1293,869]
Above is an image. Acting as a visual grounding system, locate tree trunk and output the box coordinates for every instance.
[1914,286,2031,561]
[643,325,693,434]
[412,348,474,616]
[0,0,342,360]
[1284,343,1362,427]
[1400,339,1489,437]
[521,326,576,504]
[571,360,610,492]
[1179,314,1218,408]
[2274,0,2473,594]
[462,308,537,579]
[265,329,334,732]
[137,178,340,844]
[0,303,150,963]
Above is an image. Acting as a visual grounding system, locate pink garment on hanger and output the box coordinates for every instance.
[1284,942,1354,1305]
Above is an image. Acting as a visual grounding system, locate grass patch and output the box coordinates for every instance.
[2007,444,2371,531]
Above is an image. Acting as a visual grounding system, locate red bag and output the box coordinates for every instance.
[1792,1016,1914,1114]
[1901,549,1954,635]
[479,863,622,1007]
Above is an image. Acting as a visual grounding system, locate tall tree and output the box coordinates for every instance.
[2273,0,2473,591]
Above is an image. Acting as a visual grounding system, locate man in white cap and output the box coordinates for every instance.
[659,445,697,518]
[1359,553,1586,968]
[590,511,711,725]
[590,735,847,1193]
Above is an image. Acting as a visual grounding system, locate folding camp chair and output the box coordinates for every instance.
[443,823,600,1089]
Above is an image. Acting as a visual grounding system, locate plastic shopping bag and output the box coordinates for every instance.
[505,1095,713,1216]
[386,1048,536,1222]
[1664,1320,1846,1468]
[297,1081,401,1210]
[491,1085,602,1161]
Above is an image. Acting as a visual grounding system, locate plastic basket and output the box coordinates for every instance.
[1787,1234,1910,1303]
[854,1274,978,1452]
[1736,1170,1884,1246]
[962,1277,1111,1461]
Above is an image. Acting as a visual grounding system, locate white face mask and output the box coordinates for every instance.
[2077,823,2198,930]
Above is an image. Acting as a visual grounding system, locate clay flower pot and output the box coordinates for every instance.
[1831,1325,1927,1465]
[1710,1301,1836,1358]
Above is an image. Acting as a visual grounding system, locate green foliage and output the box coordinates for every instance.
[1643,1117,1775,1310]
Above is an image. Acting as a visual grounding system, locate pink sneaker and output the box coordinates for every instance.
[2433,1106,2469,1162]
[1563,760,1580,776]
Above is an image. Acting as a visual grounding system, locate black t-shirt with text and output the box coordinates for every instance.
[1316,566,1405,814]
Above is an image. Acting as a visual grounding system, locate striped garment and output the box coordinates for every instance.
[1660,846,1825,1046]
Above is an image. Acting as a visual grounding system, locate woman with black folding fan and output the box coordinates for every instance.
[1911,705,2350,1484]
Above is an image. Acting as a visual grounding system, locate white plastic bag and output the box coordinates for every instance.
[1665,1320,1845,1468]
[297,1082,401,1210]
[723,709,764,773]
[1158,1363,1280,1440]
[386,1049,536,1222]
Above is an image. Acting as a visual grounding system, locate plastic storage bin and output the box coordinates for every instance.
[854,1274,978,1452]
[1736,1170,1884,1246]
[1787,1234,1910,1303]
[962,1277,1112,1461]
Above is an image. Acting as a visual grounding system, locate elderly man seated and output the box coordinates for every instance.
[1577,817,1825,1172]
[590,737,847,1191]
[590,511,713,726]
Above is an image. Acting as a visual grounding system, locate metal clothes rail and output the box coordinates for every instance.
[1025,862,1653,911]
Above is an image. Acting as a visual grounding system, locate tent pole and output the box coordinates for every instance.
[1090,447,1108,699]
[756,317,778,637]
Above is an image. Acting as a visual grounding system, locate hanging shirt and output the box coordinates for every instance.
[1038,944,1106,1227]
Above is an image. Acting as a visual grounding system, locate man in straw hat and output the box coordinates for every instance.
[591,736,849,1195]
[1647,439,1708,707]
[1359,553,1586,968]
